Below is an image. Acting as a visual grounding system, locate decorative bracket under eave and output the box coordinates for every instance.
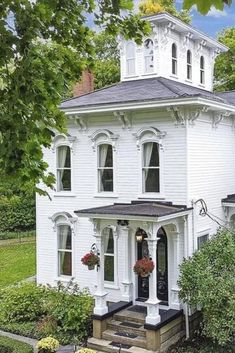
[73,114,88,131]
[114,111,132,130]
[167,106,209,126]
[212,111,231,129]
[195,39,207,57]
[167,107,186,126]
[162,22,175,44]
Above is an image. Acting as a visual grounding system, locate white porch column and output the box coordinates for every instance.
[119,222,132,301]
[146,236,161,325]
[92,220,108,316]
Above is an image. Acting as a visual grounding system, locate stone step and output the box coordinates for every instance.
[102,329,147,349]
[113,309,146,325]
[107,318,146,337]
[87,337,155,353]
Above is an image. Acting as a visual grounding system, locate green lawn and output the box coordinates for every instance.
[0,241,36,288]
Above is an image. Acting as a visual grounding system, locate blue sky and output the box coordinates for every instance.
[176,1,235,38]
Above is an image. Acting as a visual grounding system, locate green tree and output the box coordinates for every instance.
[93,32,120,90]
[183,0,233,15]
[0,0,149,193]
[139,0,191,23]
[214,27,235,92]
[178,229,235,346]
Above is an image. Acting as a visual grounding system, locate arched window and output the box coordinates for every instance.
[57,224,72,277]
[142,142,160,193]
[200,56,205,84]
[144,39,154,73]
[172,43,177,75]
[98,144,113,192]
[104,228,114,282]
[56,145,71,191]
[187,50,192,80]
[126,42,136,76]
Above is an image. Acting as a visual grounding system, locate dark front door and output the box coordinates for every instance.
[137,238,149,300]
[157,227,168,304]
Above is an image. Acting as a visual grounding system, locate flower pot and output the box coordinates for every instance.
[140,273,150,278]
[88,264,95,270]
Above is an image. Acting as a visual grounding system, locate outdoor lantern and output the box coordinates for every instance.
[135,228,145,242]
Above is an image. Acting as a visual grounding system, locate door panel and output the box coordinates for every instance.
[137,238,149,299]
[157,228,168,303]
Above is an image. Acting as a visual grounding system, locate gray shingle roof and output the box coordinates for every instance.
[216,91,235,106]
[75,200,191,219]
[60,77,234,110]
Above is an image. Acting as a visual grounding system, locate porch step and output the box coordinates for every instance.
[88,337,155,353]
[113,308,146,325]
[102,329,147,349]
[107,318,146,337]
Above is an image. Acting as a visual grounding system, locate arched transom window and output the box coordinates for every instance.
[98,144,113,192]
[200,56,205,84]
[126,42,136,76]
[57,224,72,277]
[144,39,154,73]
[187,50,192,80]
[172,43,177,75]
[56,145,71,191]
[142,142,160,193]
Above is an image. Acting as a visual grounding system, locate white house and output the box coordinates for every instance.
[36,12,235,352]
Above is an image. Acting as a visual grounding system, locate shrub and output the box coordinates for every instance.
[178,229,235,346]
[0,336,33,353]
[36,337,59,353]
[0,230,35,240]
[0,283,47,322]
[36,316,58,336]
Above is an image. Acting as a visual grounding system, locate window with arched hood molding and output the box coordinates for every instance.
[142,142,160,193]
[57,224,72,277]
[98,144,113,192]
[56,145,71,191]
[144,39,154,73]
[187,50,192,80]
[126,42,136,76]
[172,43,177,75]
[200,56,205,84]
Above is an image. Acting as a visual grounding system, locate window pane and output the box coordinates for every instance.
[58,225,72,250]
[143,143,159,167]
[99,169,113,192]
[144,168,160,192]
[126,42,135,58]
[104,255,114,282]
[104,230,114,254]
[99,144,113,168]
[187,65,192,80]
[57,146,70,168]
[172,59,177,75]
[197,234,208,249]
[127,59,135,75]
[200,56,204,69]
[57,169,71,191]
[172,44,177,58]
[187,50,191,64]
[59,251,72,276]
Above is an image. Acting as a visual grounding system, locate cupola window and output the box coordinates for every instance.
[144,39,154,73]
[187,50,192,80]
[200,56,205,84]
[172,43,177,75]
[126,42,136,76]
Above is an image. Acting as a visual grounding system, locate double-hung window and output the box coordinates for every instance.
[172,43,177,75]
[56,146,71,191]
[200,56,205,84]
[104,228,114,283]
[126,42,136,76]
[197,234,208,250]
[144,39,154,74]
[58,225,72,277]
[187,50,192,80]
[142,142,160,193]
[98,144,113,192]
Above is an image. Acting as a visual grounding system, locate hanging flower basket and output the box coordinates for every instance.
[133,257,154,278]
[81,252,99,269]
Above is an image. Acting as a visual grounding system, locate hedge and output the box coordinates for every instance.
[0,231,36,241]
[0,336,33,353]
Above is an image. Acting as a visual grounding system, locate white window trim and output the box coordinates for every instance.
[89,129,119,196]
[49,212,77,280]
[133,127,166,199]
[52,134,77,195]
[200,56,205,85]
[171,43,178,76]
[102,225,118,287]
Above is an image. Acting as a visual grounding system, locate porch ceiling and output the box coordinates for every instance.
[75,200,192,221]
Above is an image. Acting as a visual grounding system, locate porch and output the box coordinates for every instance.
[75,201,192,352]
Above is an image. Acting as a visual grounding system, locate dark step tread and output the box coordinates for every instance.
[114,331,138,339]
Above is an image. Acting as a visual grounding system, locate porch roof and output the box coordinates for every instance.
[75,201,192,221]
[222,194,235,205]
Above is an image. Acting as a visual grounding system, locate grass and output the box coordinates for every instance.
[0,241,36,288]
[0,336,33,353]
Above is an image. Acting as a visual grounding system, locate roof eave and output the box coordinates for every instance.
[61,96,235,115]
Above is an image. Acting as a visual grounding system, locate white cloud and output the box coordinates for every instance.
[207,6,227,17]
